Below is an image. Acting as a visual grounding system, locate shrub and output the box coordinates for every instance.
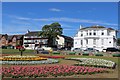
[2,46,7,49]
[113,54,120,57]
[82,53,89,56]
[69,52,76,55]
[52,52,60,55]
[95,54,103,56]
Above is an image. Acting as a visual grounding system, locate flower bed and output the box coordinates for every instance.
[39,55,65,59]
[1,59,59,65]
[1,55,47,61]
[66,58,116,69]
[1,65,108,78]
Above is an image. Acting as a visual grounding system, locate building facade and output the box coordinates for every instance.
[23,31,73,50]
[56,35,73,48]
[0,34,23,48]
[23,31,48,50]
[74,25,117,51]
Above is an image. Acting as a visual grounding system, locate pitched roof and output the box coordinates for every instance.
[25,31,40,36]
[80,25,115,30]
[60,35,73,40]
[1,34,8,39]
[8,35,13,40]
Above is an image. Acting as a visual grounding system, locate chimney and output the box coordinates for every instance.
[27,30,30,33]
[80,25,82,29]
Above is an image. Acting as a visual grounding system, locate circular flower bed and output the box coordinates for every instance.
[1,55,47,61]
[66,58,116,69]
[0,59,59,65]
[1,65,108,78]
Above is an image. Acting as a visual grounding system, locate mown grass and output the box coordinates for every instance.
[1,49,34,54]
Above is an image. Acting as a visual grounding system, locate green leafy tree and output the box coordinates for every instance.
[39,22,63,47]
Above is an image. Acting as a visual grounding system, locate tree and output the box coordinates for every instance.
[39,22,63,47]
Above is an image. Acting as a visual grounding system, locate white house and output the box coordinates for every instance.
[74,25,117,51]
[23,31,73,50]
[56,35,73,48]
[23,31,48,50]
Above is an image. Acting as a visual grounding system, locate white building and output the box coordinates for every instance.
[23,31,73,50]
[74,25,117,51]
[56,35,73,48]
[23,31,48,50]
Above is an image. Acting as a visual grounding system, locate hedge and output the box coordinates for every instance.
[69,52,76,55]
[95,54,103,56]
[113,54,120,57]
[52,52,60,55]
[82,53,89,56]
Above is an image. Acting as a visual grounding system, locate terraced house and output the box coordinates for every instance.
[0,34,23,49]
[74,25,117,51]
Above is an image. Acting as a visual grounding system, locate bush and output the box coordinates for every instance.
[113,54,120,57]
[82,53,89,56]
[69,52,76,55]
[52,52,60,55]
[95,54,103,56]
[2,46,7,49]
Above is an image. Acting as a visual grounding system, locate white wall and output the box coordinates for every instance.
[56,35,65,47]
[74,28,117,51]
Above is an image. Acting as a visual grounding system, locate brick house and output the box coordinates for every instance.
[0,34,8,47]
[0,34,24,48]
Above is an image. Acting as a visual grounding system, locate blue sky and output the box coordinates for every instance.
[2,2,118,37]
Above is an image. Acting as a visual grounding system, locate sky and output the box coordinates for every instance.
[2,2,119,37]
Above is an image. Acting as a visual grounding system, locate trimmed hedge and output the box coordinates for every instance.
[52,52,60,55]
[113,54,120,57]
[69,52,76,55]
[95,54,103,56]
[82,53,89,56]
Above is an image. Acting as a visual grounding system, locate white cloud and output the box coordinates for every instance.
[7,14,118,26]
[33,17,118,26]
[49,8,62,12]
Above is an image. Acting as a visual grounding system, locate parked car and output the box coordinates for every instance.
[84,48,99,52]
[105,47,120,52]
[102,49,106,52]
[58,47,71,50]
[71,48,83,52]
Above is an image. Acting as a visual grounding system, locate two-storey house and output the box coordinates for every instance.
[74,25,117,51]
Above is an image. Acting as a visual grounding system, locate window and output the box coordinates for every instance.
[101,32,104,35]
[101,39,104,45]
[93,32,96,35]
[86,39,88,44]
[89,32,92,35]
[93,39,96,45]
[81,40,83,46]
[87,33,88,35]
[81,34,83,36]
[75,42,77,44]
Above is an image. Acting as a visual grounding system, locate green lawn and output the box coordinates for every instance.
[1,49,34,54]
